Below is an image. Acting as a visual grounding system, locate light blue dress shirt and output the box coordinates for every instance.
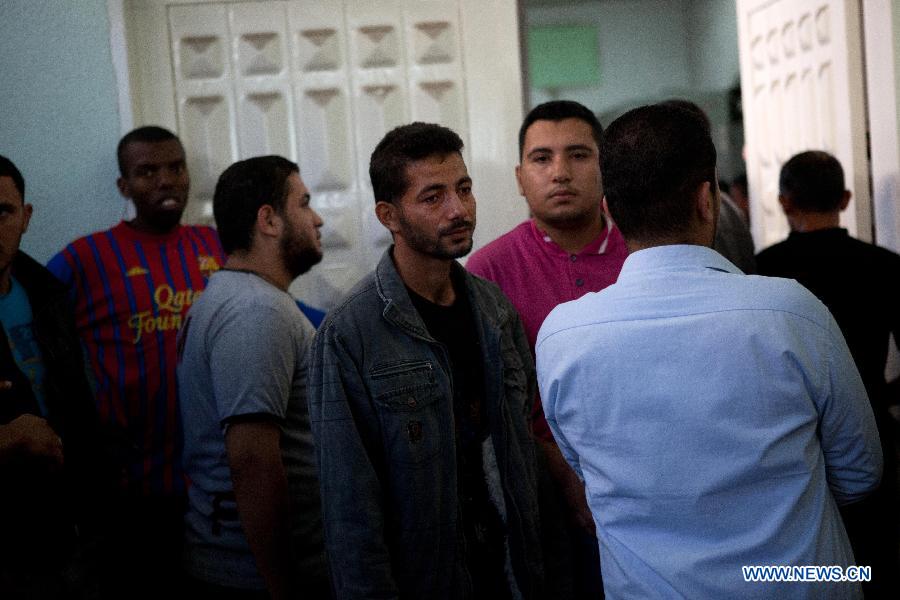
[536,244,882,599]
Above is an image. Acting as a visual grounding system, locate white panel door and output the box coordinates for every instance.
[121,0,526,309]
[736,0,870,248]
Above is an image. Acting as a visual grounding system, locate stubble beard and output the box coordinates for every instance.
[280,226,322,279]
[397,213,474,260]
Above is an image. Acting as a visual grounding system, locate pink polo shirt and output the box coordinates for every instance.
[467,219,627,440]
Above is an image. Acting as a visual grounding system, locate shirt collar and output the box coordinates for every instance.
[530,217,615,256]
[618,244,741,280]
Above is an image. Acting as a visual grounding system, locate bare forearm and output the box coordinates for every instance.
[227,423,295,600]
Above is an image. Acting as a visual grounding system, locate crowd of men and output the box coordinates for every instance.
[0,98,897,599]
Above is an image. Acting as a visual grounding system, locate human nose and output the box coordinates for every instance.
[551,156,572,183]
[445,191,468,219]
[157,167,178,188]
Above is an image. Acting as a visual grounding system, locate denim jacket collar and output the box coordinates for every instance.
[374,247,509,340]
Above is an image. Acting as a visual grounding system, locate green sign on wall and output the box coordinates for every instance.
[527,25,600,89]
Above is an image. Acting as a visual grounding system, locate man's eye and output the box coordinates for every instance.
[572,151,590,160]
[532,155,550,164]
[459,186,472,196]
[423,195,439,204]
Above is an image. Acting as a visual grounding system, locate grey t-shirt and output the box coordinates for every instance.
[178,269,326,589]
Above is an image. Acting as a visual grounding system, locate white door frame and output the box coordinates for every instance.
[863,0,900,254]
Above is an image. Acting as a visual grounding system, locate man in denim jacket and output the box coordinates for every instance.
[308,123,544,599]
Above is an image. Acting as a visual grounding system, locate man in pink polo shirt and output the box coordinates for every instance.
[467,100,627,597]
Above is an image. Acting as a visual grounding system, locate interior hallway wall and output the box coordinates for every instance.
[524,0,743,180]
[526,1,693,118]
[0,0,123,263]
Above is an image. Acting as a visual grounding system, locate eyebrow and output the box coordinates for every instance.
[527,144,595,158]
[416,176,472,196]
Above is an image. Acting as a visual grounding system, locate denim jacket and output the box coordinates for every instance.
[309,248,544,599]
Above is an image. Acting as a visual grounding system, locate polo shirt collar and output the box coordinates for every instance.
[529,217,614,257]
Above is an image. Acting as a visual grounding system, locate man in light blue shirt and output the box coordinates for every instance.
[536,104,882,599]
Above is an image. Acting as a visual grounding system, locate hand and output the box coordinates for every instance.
[540,437,596,536]
[561,479,596,536]
[0,380,11,391]
[1,414,65,469]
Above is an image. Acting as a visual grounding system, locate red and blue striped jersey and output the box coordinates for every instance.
[47,222,225,498]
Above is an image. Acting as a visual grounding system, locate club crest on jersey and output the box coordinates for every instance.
[126,266,149,277]
[198,255,221,278]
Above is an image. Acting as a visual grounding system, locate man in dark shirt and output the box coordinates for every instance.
[308,122,542,598]
[757,150,900,596]
[0,155,116,598]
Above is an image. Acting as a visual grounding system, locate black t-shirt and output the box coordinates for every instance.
[408,282,509,598]
[757,228,900,441]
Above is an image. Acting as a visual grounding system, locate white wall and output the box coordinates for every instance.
[0,0,124,263]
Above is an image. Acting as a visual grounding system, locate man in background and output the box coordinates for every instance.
[47,126,226,597]
[467,99,625,597]
[1,155,116,598]
[757,150,900,596]
[178,156,328,598]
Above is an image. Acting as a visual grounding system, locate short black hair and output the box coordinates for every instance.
[117,126,181,177]
[658,98,712,132]
[0,155,25,200]
[213,155,299,254]
[519,100,603,159]
[600,104,717,243]
[779,151,845,212]
[369,122,464,204]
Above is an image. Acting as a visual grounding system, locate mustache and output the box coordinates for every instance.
[438,219,474,236]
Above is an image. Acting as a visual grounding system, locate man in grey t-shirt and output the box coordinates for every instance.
[177,156,326,599]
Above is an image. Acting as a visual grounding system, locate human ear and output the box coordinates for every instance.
[375,201,401,234]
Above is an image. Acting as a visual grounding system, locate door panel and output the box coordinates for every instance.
[122,0,526,308]
[736,0,870,248]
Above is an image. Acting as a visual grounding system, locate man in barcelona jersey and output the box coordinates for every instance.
[47,126,226,597]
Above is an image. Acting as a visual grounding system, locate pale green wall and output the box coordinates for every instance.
[0,0,123,263]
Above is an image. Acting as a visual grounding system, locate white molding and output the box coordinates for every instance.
[107,0,134,135]
[863,0,900,253]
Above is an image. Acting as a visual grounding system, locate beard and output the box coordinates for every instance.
[280,226,322,279]
[396,213,475,260]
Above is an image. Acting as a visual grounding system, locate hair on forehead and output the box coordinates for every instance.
[0,155,25,200]
[117,126,182,176]
[369,122,464,204]
[519,100,603,159]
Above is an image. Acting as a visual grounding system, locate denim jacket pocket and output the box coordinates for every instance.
[371,360,443,466]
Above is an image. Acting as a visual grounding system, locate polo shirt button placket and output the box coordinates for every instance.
[575,278,584,287]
